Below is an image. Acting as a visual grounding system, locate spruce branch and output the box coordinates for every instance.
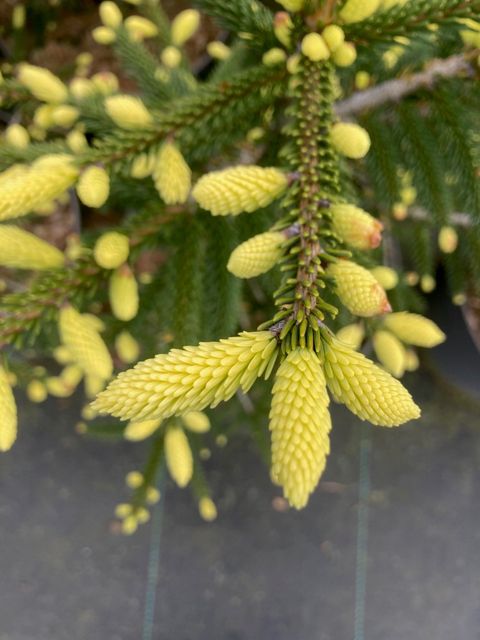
[0,66,286,172]
[344,0,480,41]
[430,81,480,215]
[262,60,346,353]
[336,52,477,117]
[0,256,106,349]
[140,0,171,44]
[362,112,402,209]
[0,141,69,169]
[193,0,275,48]
[88,64,287,168]
[398,101,454,225]
[287,62,341,326]
[0,209,174,349]
[112,29,174,104]
[0,79,30,110]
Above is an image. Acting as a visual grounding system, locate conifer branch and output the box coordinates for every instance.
[88,64,287,168]
[336,53,477,117]
[0,141,69,169]
[287,62,340,326]
[193,0,275,47]
[345,0,480,41]
[0,65,286,172]
[112,29,174,104]
[263,60,346,353]
[0,210,174,348]
[0,256,106,349]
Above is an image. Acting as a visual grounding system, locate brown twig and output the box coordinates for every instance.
[336,53,477,117]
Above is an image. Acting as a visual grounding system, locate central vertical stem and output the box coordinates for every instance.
[268,59,344,354]
[291,59,340,324]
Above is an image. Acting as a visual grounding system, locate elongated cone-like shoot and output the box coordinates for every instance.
[331,123,371,159]
[320,335,420,426]
[69,77,95,100]
[76,166,110,208]
[92,71,119,95]
[370,266,399,291]
[269,349,331,509]
[130,152,156,179]
[99,1,122,28]
[164,424,193,488]
[153,142,191,205]
[207,41,231,60]
[125,471,143,489]
[330,203,383,250]
[420,274,436,293]
[460,21,480,47]
[109,265,139,322]
[301,33,330,61]
[59,305,113,381]
[404,349,419,372]
[182,411,211,433]
[92,332,279,422]
[161,46,182,69]
[192,166,288,216]
[227,231,285,278]
[93,231,129,269]
[327,261,391,317]
[46,376,73,398]
[18,64,68,103]
[171,9,200,46]
[124,15,158,40]
[0,225,64,270]
[336,323,365,350]
[51,105,79,128]
[373,330,407,378]
[198,497,217,521]
[0,155,78,221]
[124,418,162,441]
[438,226,458,254]
[274,12,293,48]
[104,95,153,129]
[262,48,288,66]
[322,25,345,52]
[383,312,446,348]
[27,380,48,403]
[115,331,140,364]
[339,0,380,24]
[0,365,17,452]
[61,364,84,388]
[355,71,371,89]
[400,186,417,207]
[5,124,29,149]
[93,25,116,44]
[332,42,357,67]
[12,4,25,29]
